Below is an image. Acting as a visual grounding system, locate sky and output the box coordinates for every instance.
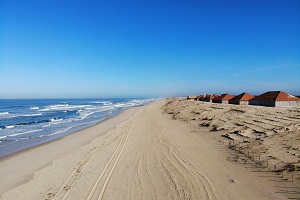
[1,0,300,98]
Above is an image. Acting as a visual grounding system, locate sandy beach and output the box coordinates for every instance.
[0,99,298,200]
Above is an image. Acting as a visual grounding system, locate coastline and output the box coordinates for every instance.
[0,98,154,158]
[0,99,293,199]
[0,105,142,197]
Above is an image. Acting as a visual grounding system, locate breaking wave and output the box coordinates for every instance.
[0,98,156,157]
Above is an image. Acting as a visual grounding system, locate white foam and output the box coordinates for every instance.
[43,124,51,128]
[114,103,127,108]
[30,107,39,110]
[14,137,30,142]
[49,104,69,108]
[8,132,27,137]
[105,111,113,116]
[78,111,94,119]
[47,104,91,111]
[49,118,67,125]
[40,127,73,137]
[5,125,14,129]
[45,120,99,137]
[22,113,42,117]
[0,136,7,140]
[1,113,42,119]
[23,129,43,134]
[7,129,43,137]
[39,108,50,112]
[0,112,9,115]
[91,101,113,105]
[80,106,114,119]
[50,118,63,122]
[116,99,152,109]
[128,98,156,106]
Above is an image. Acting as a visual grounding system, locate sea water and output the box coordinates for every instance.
[0,98,155,157]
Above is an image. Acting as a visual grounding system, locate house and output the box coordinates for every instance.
[186,95,197,100]
[202,94,219,102]
[212,93,234,104]
[196,94,205,101]
[229,93,255,105]
[196,94,219,102]
[249,91,300,107]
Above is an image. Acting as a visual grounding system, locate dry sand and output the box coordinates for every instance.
[164,98,300,172]
[0,99,298,199]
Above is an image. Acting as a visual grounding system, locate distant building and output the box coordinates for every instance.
[186,95,197,100]
[196,94,219,102]
[229,93,254,105]
[212,93,234,104]
[196,94,205,101]
[203,94,219,102]
[249,91,300,107]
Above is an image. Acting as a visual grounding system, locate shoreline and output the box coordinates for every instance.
[0,105,141,158]
[0,105,146,159]
[0,105,143,196]
[0,98,154,158]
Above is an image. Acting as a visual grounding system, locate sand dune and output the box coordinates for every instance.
[0,100,295,199]
[164,98,300,173]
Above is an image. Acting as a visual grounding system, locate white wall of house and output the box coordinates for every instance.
[275,101,300,107]
[240,101,249,105]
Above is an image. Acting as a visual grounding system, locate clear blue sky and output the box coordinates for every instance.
[1,0,299,98]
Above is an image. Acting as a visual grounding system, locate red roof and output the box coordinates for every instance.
[213,93,234,101]
[252,91,300,101]
[198,94,219,101]
[197,95,205,100]
[206,94,219,100]
[230,93,254,101]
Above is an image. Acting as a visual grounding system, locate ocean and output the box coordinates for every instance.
[0,98,155,158]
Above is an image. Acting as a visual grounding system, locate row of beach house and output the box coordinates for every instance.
[187,91,300,107]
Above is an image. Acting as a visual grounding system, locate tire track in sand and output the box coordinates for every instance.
[52,120,134,200]
[52,132,118,200]
[87,120,135,200]
[151,116,221,200]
